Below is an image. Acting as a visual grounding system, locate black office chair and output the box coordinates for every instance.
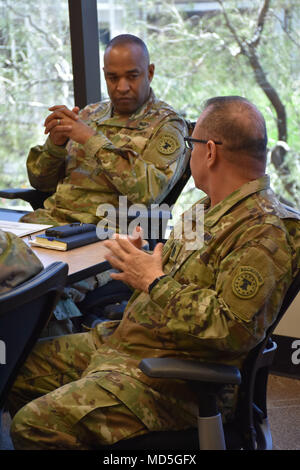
[0,188,52,212]
[103,268,300,450]
[0,261,68,410]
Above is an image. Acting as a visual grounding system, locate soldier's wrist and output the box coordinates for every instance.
[83,133,110,158]
[149,275,182,309]
[148,274,168,294]
[46,136,68,157]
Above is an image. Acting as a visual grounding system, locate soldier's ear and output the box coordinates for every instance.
[206,140,217,168]
[148,64,155,82]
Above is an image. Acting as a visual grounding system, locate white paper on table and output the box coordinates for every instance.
[0,220,53,237]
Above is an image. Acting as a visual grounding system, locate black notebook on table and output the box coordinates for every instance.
[29,223,113,251]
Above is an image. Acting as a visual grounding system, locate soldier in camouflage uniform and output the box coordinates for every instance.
[19,35,188,331]
[9,97,300,449]
[0,230,43,293]
[21,36,188,226]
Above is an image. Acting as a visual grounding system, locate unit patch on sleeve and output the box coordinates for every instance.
[157,133,180,155]
[232,266,264,299]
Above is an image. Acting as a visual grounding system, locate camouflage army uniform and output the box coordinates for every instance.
[21,89,188,226]
[0,230,43,294]
[10,175,300,449]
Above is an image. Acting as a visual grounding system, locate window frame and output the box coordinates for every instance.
[68,0,101,108]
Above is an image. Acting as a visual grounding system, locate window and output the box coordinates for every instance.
[0,0,72,208]
[1,0,299,214]
[97,0,300,217]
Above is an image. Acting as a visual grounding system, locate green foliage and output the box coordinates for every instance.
[0,0,73,206]
[121,0,300,211]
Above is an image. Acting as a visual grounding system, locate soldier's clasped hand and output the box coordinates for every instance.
[44,105,96,146]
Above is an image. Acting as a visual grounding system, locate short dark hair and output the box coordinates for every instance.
[105,34,150,64]
[201,96,268,162]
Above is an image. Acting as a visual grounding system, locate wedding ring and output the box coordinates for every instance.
[57,119,61,125]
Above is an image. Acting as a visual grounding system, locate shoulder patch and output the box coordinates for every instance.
[232,266,264,299]
[157,133,180,155]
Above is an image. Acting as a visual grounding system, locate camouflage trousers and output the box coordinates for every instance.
[9,331,147,450]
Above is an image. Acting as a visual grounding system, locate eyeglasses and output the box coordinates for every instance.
[184,137,223,150]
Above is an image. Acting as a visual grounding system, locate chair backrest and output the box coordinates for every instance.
[234,268,300,449]
[143,120,193,248]
[162,160,191,208]
[0,262,68,408]
[144,156,191,248]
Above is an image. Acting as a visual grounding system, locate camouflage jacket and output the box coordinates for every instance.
[21,90,188,225]
[81,175,300,430]
[0,230,43,294]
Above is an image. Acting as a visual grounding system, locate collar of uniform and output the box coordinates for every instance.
[95,88,157,129]
[204,175,270,228]
[127,88,157,121]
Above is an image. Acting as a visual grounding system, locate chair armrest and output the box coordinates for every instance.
[0,188,39,199]
[139,357,241,386]
[139,358,241,422]
[0,188,52,210]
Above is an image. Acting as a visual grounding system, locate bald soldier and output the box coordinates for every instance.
[19,34,189,332]
[9,96,300,449]
[21,34,188,226]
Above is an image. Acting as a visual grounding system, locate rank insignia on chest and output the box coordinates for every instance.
[157,133,180,154]
[232,266,264,299]
[169,242,183,263]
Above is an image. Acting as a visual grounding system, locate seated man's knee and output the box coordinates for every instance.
[10,403,40,449]
[10,394,88,450]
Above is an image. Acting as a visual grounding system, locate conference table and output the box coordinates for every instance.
[0,210,112,283]
[23,234,112,285]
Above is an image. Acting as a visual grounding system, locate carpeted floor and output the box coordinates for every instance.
[267,374,300,450]
[1,373,300,451]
